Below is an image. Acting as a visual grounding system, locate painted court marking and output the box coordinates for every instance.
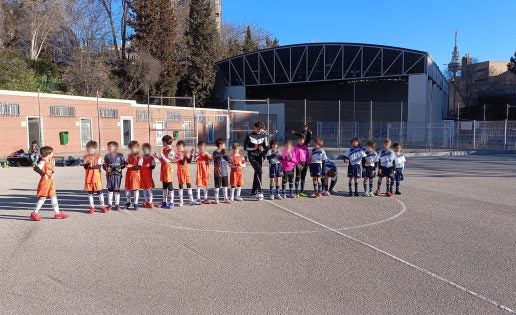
[120,197,406,235]
[265,200,516,314]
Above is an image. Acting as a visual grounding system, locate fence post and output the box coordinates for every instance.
[304,99,307,125]
[504,119,508,150]
[147,88,151,144]
[473,120,476,150]
[267,98,270,132]
[193,95,198,146]
[400,101,403,145]
[369,100,373,140]
[227,97,231,148]
[337,100,341,152]
[96,90,101,152]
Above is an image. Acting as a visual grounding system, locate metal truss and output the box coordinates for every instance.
[215,43,447,91]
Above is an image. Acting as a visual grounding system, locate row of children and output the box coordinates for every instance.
[28,132,405,221]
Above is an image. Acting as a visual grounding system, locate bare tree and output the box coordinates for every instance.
[68,0,111,50]
[122,51,161,99]
[21,0,68,60]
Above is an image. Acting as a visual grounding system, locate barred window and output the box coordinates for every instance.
[167,111,181,121]
[98,108,118,118]
[0,103,20,116]
[197,113,206,123]
[136,110,152,122]
[50,105,75,117]
[215,115,226,122]
[234,113,244,122]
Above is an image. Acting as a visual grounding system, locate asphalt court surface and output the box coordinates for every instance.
[0,154,515,314]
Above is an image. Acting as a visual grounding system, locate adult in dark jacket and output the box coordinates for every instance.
[291,124,313,145]
[244,122,269,200]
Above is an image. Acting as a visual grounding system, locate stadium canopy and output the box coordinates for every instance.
[215,43,447,91]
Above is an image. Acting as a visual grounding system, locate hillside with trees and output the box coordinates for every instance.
[0,0,279,106]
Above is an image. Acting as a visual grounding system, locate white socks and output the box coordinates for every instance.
[114,192,120,205]
[162,189,168,203]
[237,187,241,198]
[168,189,174,204]
[108,191,113,206]
[223,187,228,200]
[179,189,184,204]
[98,193,105,207]
[230,188,235,200]
[51,196,60,214]
[143,190,153,203]
[34,197,46,213]
[214,188,220,201]
[188,188,194,202]
[88,194,95,207]
[133,190,139,205]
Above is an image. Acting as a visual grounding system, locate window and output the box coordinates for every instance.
[197,113,206,123]
[167,111,181,121]
[215,115,226,122]
[136,110,152,122]
[50,105,75,117]
[234,113,244,122]
[0,103,20,116]
[155,121,165,146]
[98,108,118,118]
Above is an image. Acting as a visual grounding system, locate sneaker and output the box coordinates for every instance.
[386,191,393,197]
[348,191,353,197]
[310,193,318,198]
[213,199,220,204]
[168,202,175,209]
[270,194,275,200]
[395,190,401,195]
[282,194,287,199]
[147,203,155,208]
[202,199,211,204]
[114,205,121,211]
[368,192,375,197]
[321,191,330,196]
[133,204,139,211]
[89,207,95,214]
[190,201,201,206]
[287,194,295,199]
[101,206,110,213]
[54,211,69,219]
[330,189,338,194]
[354,191,360,197]
[178,202,184,208]
[160,202,168,208]
[30,212,42,221]
[223,199,232,204]
[299,192,308,197]
[258,193,264,201]
[235,197,244,201]
[276,194,283,200]
[124,203,131,210]
[374,189,380,196]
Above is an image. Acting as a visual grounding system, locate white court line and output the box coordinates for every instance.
[120,197,406,235]
[265,200,516,314]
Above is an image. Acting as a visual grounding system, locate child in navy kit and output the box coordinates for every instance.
[104,141,125,211]
[213,138,231,204]
[376,138,396,197]
[321,159,338,196]
[266,140,283,200]
[362,140,379,197]
[393,143,406,195]
[309,138,327,197]
[280,140,297,198]
[342,137,366,197]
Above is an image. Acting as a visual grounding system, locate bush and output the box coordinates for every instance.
[0,49,38,92]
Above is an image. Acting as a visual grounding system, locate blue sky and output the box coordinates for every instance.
[223,0,516,68]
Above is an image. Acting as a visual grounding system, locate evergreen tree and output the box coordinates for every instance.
[242,25,258,53]
[130,0,179,97]
[183,0,219,105]
[509,52,516,76]
[265,36,280,49]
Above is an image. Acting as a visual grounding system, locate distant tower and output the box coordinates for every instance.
[447,31,461,79]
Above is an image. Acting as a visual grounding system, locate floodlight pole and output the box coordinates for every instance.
[96,91,101,152]
[304,99,307,125]
[369,100,373,139]
[227,96,231,147]
[337,100,341,152]
[267,98,270,132]
[400,101,403,145]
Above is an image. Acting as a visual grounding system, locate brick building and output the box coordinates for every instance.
[0,90,264,157]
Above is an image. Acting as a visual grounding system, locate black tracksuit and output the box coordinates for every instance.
[244,131,269,195]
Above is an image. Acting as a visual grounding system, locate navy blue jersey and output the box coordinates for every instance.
[266,148,282,165]
[341,146,366,165]
[104,153,125,176]
[363,150,379,168]
[213,150,230,177]
[310,148,327,164]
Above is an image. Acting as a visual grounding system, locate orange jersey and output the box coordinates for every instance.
[36,158,56,198]
[125,153,142,190]
[159,148,175,183]
[83,154,103,191]
[140,155,156,189]
[195,153,211,187]
[230,155,245,187]
[176,153,192,185]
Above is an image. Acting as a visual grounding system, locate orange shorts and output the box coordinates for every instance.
[196,176,209,188]
[84,181,103,192]
[125,171,141,190]
[177,167,191,185]
[230,170,243,187]
[37,178,56,198]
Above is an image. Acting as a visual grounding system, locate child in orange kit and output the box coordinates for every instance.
[30,146,68,221]
[82,140,109,214]
[175,140,200,207]
[154,135,175,208]
[230,143,246,201]
[194,141,211,204]
[125,141,143,210]
[140,143,156,208]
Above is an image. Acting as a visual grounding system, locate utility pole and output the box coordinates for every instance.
[483,103,486,121]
